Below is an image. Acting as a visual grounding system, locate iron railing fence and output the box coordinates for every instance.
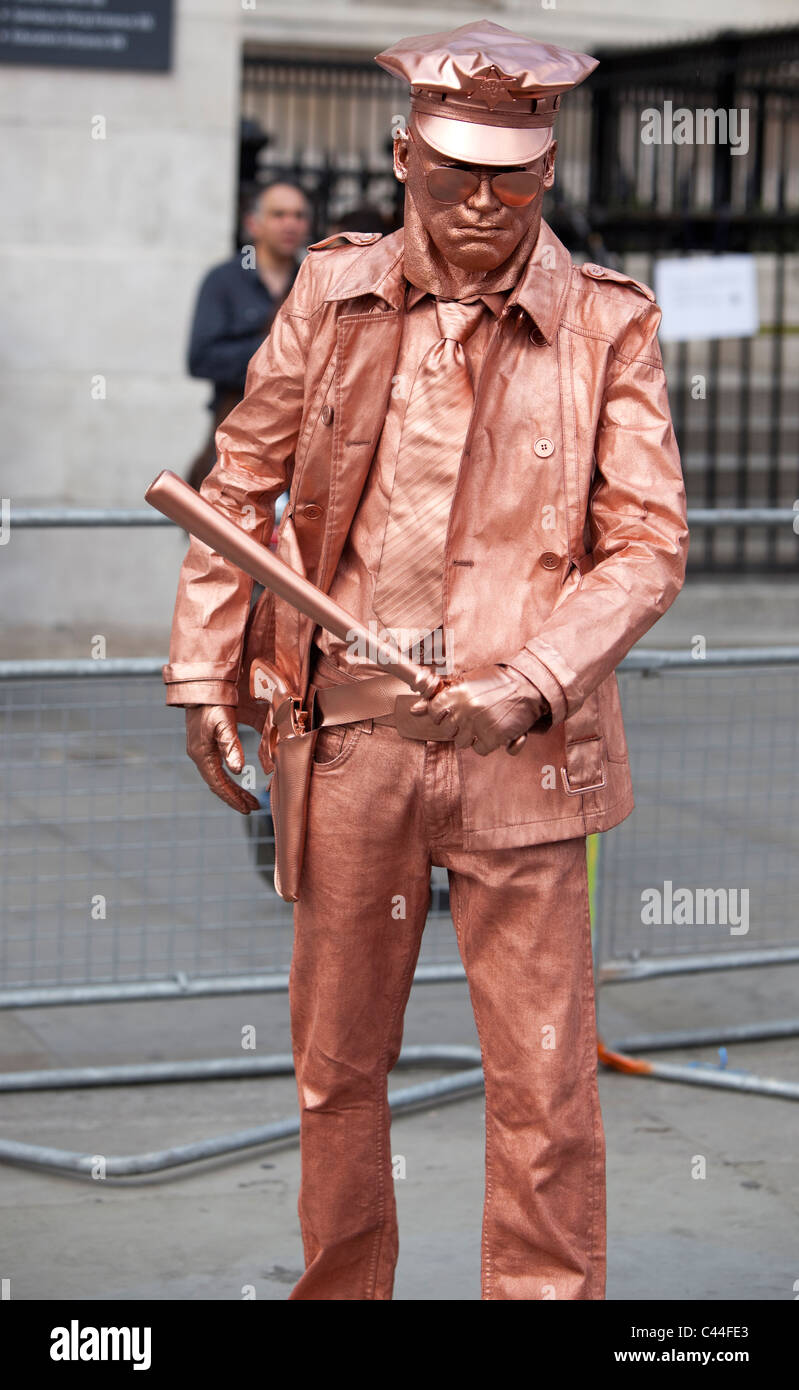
[240,31,799,573]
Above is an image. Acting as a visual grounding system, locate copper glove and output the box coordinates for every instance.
[409,664,549,756]
[185,705,261,815]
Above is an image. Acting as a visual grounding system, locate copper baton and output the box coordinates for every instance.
[144,471,527,753]
[144,470,445,699]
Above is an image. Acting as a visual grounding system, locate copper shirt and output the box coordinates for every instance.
[312,283,507,677]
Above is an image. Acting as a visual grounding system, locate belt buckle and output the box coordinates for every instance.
[393,692,452,742]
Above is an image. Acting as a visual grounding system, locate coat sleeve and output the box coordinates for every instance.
[163,258,316,707]
[506,299,689,725]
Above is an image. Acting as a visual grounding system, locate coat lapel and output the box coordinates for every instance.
[288,222,574,692]
[317,306,403,594]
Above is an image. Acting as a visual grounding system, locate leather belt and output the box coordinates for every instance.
[311,670,455,742]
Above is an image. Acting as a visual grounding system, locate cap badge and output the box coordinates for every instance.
[466,68,516,110]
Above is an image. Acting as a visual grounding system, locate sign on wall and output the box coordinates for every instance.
[0,0,174,71]
[654,255,759,343]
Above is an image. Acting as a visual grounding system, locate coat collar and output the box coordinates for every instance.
[322,220,572,345]
[404,282,507,316]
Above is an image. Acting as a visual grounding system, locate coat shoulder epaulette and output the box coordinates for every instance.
[579,261,656,302]
[307,231,383,252]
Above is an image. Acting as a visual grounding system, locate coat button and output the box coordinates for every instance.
[539,552,560,570]
[584,263,605,277]
[302,503,324,521]
[534,438,555,458]
[321,404,334,426]
[529,326,547,346]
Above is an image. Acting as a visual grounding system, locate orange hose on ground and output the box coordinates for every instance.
[597,1037,654,1075]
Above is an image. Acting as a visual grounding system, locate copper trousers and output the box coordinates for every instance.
[287,666,606,1301]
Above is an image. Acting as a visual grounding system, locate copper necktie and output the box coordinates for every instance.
[373,297,486,637]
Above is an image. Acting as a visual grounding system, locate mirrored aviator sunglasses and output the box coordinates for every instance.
[426,164,542,207]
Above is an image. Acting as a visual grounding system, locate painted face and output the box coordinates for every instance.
[396,123,555,273]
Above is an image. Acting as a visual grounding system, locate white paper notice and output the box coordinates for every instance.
[654,255,759,342]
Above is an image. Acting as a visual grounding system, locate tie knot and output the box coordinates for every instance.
[435,298,485,344]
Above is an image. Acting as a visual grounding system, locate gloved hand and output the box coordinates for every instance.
[409,664,549,756]
[185,705,261,814]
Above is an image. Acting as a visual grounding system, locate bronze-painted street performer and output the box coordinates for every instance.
[160,20,689,1299]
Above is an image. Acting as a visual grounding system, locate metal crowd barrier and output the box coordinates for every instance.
[1,504,797,1176]
[8,505,799,528]
[0,659,485,1174]
[0,665,464,1008]
[594,649,799,1101]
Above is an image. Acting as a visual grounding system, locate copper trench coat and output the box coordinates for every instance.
[164,220,689,851]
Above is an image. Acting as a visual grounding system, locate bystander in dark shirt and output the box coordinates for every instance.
[185,255,301,492]
[188,255,301,411]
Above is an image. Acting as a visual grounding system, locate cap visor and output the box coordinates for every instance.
[415,112,552,166]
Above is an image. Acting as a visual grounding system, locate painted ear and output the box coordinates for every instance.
[393,135,409,182]
[542,141,558,188]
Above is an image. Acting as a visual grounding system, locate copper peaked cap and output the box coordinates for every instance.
[375,19,598,166]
